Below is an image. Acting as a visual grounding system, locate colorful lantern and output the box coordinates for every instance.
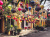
[7,16,11,18]
[20,3,23,6]
[11,9,16,13]
[28,7,31,10]
[43,11,45,13]
[13,17,16,20]
[8,4,12,9]
[22,8,26,13]
[0,6,2,9]
[0,1,3,5]
[35,6,41,11]
[16,19,17,21]
[47,9,49,11]
[24,27,27,29]
[18,8,22,11]
[40,5,44,9]
[48,14,50,16]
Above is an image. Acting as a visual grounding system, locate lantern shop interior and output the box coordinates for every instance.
[0,0,50,34]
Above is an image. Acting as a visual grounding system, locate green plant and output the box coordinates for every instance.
[6,22,11,32]
[11,25,13,30]
[14,25,17,32]
[17,29,21,35]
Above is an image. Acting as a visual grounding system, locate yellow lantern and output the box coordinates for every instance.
[27,21,28,22]
[25,18,27,20]
[40,5,44,9]
[20,21,22,22]
[23,16,24,18]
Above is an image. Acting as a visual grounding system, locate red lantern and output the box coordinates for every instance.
[0,1,3,5]
[0,6,2,9]
[38,16,40,18]
[33,16,34,18]
[47,9,49,11]
[26,4,28,8]
[16,19,17,21]
[24,27,27,29]
[45,16,47,19]
[28,27,31,29]
[18,8,22,11]
[20,19,22,21]
[7,16,11,18]
[20,3,23,6]
[48,14,50,16]
[13,17,16,20]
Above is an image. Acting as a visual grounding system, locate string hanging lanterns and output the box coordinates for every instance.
[18,8,22,11]
[11,9,16,13]
[28,7,31,10]
[0,0,3,5]
[22,8,26,13]
[35,6,41,11]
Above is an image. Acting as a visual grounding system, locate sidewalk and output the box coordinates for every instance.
[3,29,35,37]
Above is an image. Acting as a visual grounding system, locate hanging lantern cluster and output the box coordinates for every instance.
[0,0,4,11]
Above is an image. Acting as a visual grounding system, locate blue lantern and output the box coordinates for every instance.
[28,7,31,10]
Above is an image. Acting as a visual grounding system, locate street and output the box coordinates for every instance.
[22,27,50,37]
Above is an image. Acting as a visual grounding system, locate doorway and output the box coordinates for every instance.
[0,19,2,33]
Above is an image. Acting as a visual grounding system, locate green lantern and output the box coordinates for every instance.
[8,4,12,9]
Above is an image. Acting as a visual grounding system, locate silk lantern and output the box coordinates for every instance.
[28,7,31,10]
[0,6,2,9]
[18,8,22,11]
[11,9,16,13]
[35,6,41,11]
[43,11,45,13]
[8,4,12,9]
[30,1,35,6]
[48,14,50,16]
[47,9,49,11]
[0,1,3,5]
[40,5,44,9]
[7,16,11,18]
[22,8,26,13]
[20,3,23,6]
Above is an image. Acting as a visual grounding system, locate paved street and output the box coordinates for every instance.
[22,27,50,37]
[0,27,50,37]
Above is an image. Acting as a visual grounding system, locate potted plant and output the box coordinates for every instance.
[6,22,11,35]
[17,29,21,35]
[14,25,17,35]
[10,25,13,35]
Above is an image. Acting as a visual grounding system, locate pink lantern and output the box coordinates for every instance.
[18,8,22,11]
[0,6,2,9]
[13,17,16,20]
[48,14,50,16]
[47,9,49,11]
[24,27,27,29]
[20,3,23,6]
[0,1,3,5]
[16,19,17,21]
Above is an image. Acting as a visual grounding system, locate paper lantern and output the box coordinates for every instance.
[47,9,49,11]
[40,5,44,9]
[28,7,31,10]
[0,6,2,9]
[8,4,12,9]
[11,9,16,13]
[24,27,27,29]
[0,1,3,5]
[30,1,35,6]
[7,16,11,18]
[43,11,45,13]
[22,8,26,13]
[13,17,16,20]
[48,14,50,16]
[35,6,41,11]
[38,16,41,18]
[20,3,23,6]
[28,27,31,29]
[16,19,17,21]
[18,8,22,11]
[20,19,22,21]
